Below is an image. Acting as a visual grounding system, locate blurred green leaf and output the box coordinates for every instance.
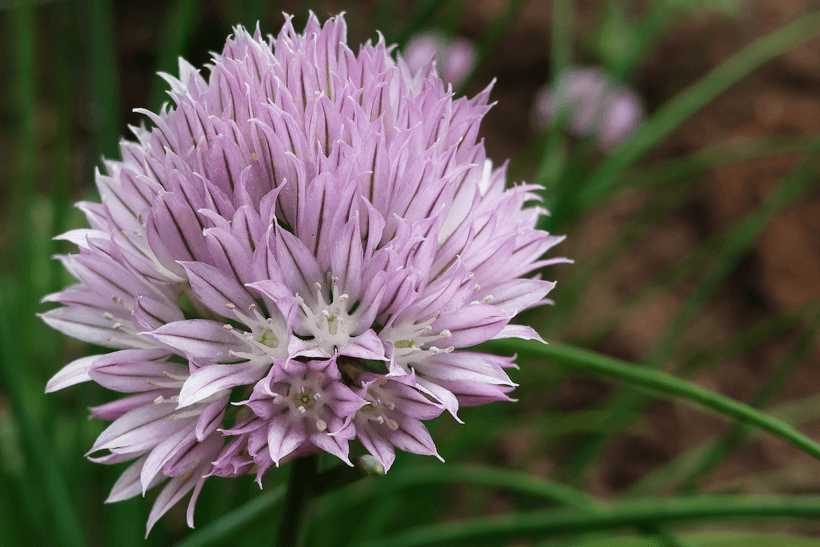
[487,340,820,463]
[627,392,820,498]
[574,10,820,217]
[149,0,200,113]
[572,531,820,546]
[173,486,285,547]
[366,496,820,546]
[322,464,600,510]
[566,142,820,476]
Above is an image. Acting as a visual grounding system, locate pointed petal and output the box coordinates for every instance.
[144,319,246,363]
[45,355,99,392]
[105,454,166,504]
[145,466,203,537]
[266,414,307,465]
[178,362,267,408]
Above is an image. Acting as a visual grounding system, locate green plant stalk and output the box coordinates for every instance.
[551,0,573,79]
[89,0,120,159]
[323,464,600,510]
[626,392,820,498]
[576,10,820,212]
[12,0,37,352]
[173,486,285,547]
[565,144,820,478]
[548,182,690,336]
[148,0,200,113]
[487,339,820,463]
[394,0,450,47]
[319,462,689,547]
[461,0,530,91]
[277,455,318,547]
[675,298,819,378]
[550,135,820,335]
[677,316,820,493]
[619,135,820,197]
[0,310,85,547]
[365,495,820,547]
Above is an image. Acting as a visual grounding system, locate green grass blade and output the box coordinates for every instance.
[461,0,530,90]
[365,495,820,547]
[619,135,820,196]
[565,143,820,475]
[394,0,450,47]
[11,0,37,345]
[88,0,120,159]
[551,0,573,78]
[675,298,820,378]
[487,339,820,463]
[173,486,285,547]
[0,314,85,547]
[322,464,600,510]
[677,315,820,493]
[148,0,200,113]
[626,392,820,498]
[576,10,820,211]
[568,530,820,547]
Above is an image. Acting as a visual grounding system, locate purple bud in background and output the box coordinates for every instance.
[41,12,567,535]
[532,67,643,150]
[596,89,644,150]
[403,31,478,89]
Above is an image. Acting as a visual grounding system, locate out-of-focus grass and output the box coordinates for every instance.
[3,1,820,546]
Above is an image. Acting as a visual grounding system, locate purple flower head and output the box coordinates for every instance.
[403,31,478,89]
[532,67,643,150]
[42,12,567,535]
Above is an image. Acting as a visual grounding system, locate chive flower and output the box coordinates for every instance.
[42,12,567,535]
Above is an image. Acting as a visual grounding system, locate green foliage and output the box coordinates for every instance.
[3,1,820,546]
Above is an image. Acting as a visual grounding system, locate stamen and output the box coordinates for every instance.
[315,419,327,432]
[225,303,236,310]
[386,419,399,431]
[483,295,494,303]
[223,324,233,330]
[103,312,114,320]
[439,329,452,338]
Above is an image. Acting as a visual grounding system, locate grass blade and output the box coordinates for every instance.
[173,486,285,547]
[322,464,600,510]
[575,10,820,214]
[365,495,820,547]
[148,0,200,113]
[0,312,85,547]
[565,142,820,476]
[677,315,820,493]
[487,339,820,464]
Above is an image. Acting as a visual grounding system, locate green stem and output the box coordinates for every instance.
[277,455,319,547]
[486,340,820,463]
[577,10,820,210]
[174,486,286,547]
[677,316,820,493]
[365,495,820,547]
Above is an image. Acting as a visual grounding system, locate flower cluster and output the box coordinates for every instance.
[42,13,566,534]
[533,67,643,150]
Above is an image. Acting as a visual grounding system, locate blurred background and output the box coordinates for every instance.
[2,0,820,545]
